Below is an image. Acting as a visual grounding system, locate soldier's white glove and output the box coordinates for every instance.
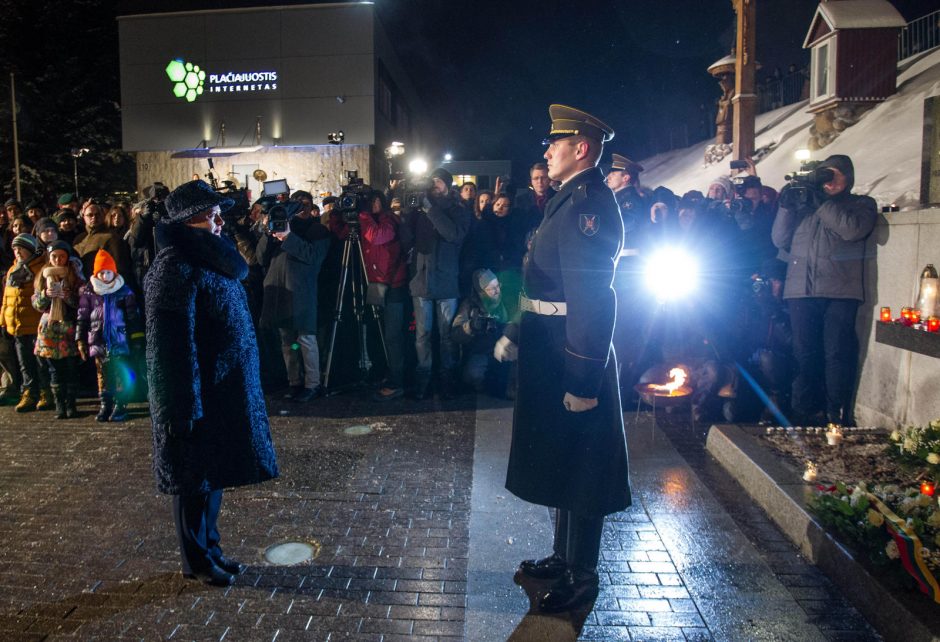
[493,335,518,362]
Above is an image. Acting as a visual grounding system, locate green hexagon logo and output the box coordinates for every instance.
[166,58,204,102]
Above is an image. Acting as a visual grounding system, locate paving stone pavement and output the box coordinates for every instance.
[0,394,474,642]
[0,393,881,641]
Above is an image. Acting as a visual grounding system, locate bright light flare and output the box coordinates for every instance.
[443,152,453,162]
[385,141,405,157]
[643,247,698,302]
[409,158,428,175]
[795,148,811,162]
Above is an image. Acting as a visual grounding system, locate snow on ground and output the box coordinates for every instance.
[639,48,940,210]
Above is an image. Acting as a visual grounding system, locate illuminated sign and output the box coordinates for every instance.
[166,58,278,102]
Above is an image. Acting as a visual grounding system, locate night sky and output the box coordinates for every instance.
[112,0,937,181]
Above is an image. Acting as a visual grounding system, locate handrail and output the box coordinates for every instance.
[898,9,940,61]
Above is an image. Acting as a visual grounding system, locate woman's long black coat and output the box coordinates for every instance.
[145,224,278,495]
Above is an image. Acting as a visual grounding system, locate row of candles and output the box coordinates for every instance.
[802,460,938,497]
[880,306,940,332]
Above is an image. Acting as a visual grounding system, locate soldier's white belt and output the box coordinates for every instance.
[520,296,567,316]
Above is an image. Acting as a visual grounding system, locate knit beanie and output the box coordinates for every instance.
[47,240,74,257]
[708,176,734,198]
[430,167,454,188]
[93,249,117,276]
[33,217,58,235]
[57,193,76,206]
[11,233,40,255]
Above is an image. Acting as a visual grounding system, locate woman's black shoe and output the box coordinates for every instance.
[213,555,248,575]
[518,553,567,579]
[183,563,235,587]
[538,569,599,612]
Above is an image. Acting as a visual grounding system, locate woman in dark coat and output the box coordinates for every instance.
[145,180,279,586]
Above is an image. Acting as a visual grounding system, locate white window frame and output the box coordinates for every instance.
[810,37,837,103]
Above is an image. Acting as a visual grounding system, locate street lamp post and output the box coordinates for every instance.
[70,148,89,200]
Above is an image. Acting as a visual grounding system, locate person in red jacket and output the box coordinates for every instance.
[329,191,409,401]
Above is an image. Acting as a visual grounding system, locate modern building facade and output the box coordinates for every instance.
[118,2,428,198]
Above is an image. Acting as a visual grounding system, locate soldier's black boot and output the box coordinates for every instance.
[519,553,567,580]
[65,383,78,419]
[96,393,113,422]
[51,384,67,420]
[538,567,600,613]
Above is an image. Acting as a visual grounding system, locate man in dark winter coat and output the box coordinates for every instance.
[772,154,876,426]
[399,167,471,399]
[145,180,279,587]
[256,191,331,402]
[496,105,630,613]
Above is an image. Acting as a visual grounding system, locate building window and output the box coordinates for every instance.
[454,174,477,187]
[812,41,833,102]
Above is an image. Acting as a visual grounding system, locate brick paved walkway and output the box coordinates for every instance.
[0,394,474,641]
[0,393,879,641]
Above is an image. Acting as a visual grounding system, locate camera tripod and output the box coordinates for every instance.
[322,222,389,394]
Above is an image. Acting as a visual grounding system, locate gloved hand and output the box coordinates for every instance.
[163,420,194,438]
[493,335,518,362]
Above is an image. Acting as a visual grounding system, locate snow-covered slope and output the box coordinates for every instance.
[639,48,940,210]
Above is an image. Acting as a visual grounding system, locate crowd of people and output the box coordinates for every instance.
[0,147,875,430]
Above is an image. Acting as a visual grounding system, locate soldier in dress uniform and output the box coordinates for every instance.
[606,153,649,407]
[605,153,648,241]
[494,104,631,612]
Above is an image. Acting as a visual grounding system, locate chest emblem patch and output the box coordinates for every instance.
[579,213,599,236]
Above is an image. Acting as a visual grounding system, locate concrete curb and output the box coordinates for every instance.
[706,423,940,642]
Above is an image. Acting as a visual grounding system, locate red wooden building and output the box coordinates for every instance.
[803,0,906,114]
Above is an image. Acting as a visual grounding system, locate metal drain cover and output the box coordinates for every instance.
[343,424,374,436]
[264,541,319,566]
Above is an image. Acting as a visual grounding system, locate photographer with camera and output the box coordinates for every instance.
[256,190,331,402]
[127,182,169,293]
[399,167,471,400]
[451,269,513,398]
[327,190,409,401]
[772,154,877,427]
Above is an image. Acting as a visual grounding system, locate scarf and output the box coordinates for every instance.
[7,260,33,288]
[41,266,70,322]
[90,274,126,352]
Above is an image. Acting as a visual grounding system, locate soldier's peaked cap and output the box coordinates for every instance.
[610,153,644,174]
[543,104,614,145]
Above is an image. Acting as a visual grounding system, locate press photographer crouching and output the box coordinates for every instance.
[771,154,877,427]
[451,269,514,398]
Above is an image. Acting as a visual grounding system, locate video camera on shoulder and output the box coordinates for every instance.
[782,160,834,211]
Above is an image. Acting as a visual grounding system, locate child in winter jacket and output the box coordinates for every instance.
[32,240,84,419]
[77,249,143,422]
[0,233,52,412]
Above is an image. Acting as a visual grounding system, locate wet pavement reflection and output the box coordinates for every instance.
[466,400,880,641]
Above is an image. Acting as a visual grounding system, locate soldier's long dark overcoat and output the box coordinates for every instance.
[146,223,279,495]
[505,167,632,516]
